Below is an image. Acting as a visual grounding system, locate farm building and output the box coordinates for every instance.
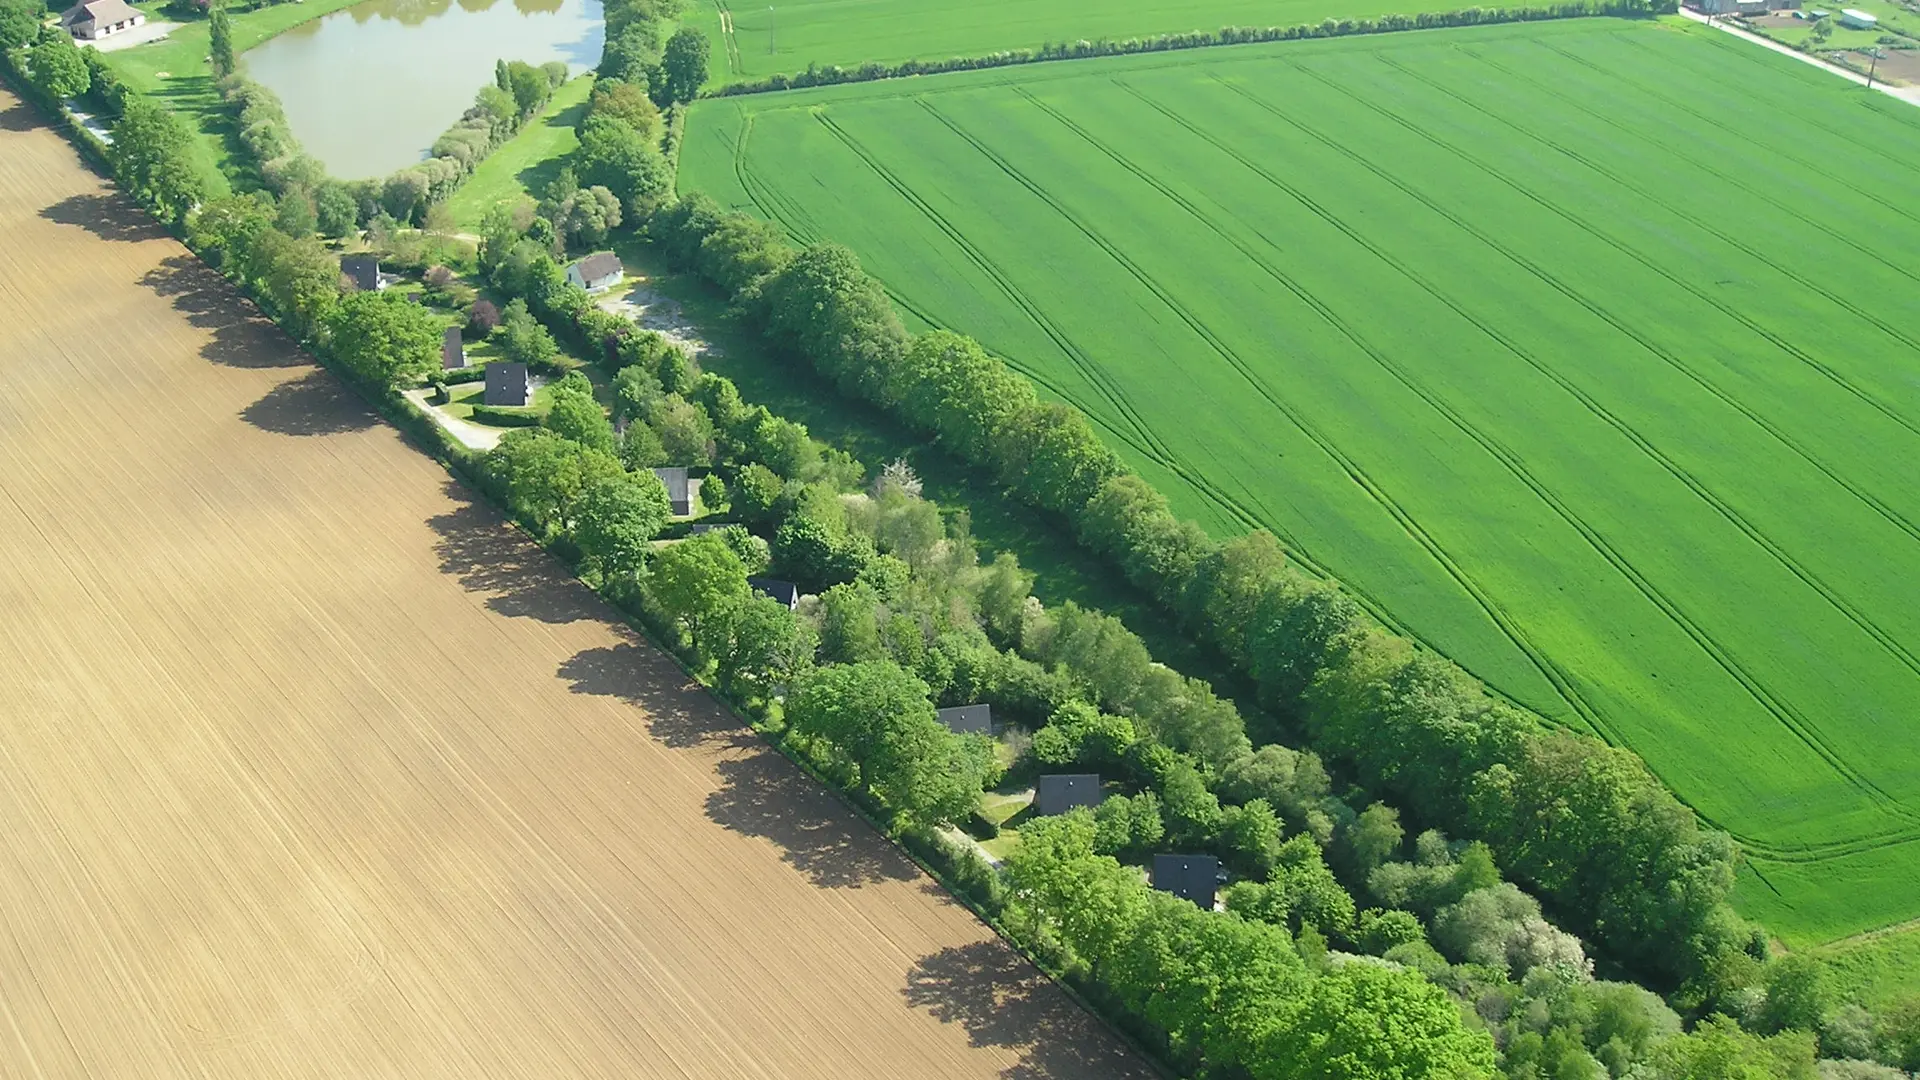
[566,253,624,293]
[441,326,465,370]
[60,0,144,39]
[936,704,992,735]
[1034,774,1101,816]
[339,255,384,293]
[1150,854,1222,909]
[748,577,800,611]
[1840,7,1877,26]
[484,363,531,407]
[652,467,700,517]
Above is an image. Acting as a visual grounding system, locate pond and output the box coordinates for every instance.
[245,0,604,180]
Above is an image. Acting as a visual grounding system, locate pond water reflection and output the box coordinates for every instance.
[245,0,602,179]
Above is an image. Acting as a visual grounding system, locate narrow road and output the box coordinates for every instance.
[1678,7,1920,106]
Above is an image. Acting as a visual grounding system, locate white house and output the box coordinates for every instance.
[566,252,624,293]
[61,0,144,40]
[1839,7,1877,27]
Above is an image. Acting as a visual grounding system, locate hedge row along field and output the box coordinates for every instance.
[694,0,1430,84]
[679,18,1920,948]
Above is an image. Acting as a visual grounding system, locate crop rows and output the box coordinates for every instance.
[679,19,1920,944]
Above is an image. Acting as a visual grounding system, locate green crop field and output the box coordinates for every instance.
[680,18,1920,948]
[691,0,1434,84]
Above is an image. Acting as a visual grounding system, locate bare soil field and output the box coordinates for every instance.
[0,89,1150,1080]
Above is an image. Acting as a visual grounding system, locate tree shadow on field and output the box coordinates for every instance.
[240,369,378,437]
[0,97,41,133]
[426,481,604,624]
[39,192,169,244]
[904,941,1153,1080]
[703,745,924,890]
[139,254,308,370]
[558,642,735,750]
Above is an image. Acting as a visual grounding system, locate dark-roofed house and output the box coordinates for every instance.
[748,577,799,612]
[1151,854,1222,909]
[566,252,624,293]
[61,0,143,39]
[1034,774,1101,817]
[652,466,700,517]
[937,704,992,735]
[442,325,465,370]
[484,362,531,407]
[340,254,383,293]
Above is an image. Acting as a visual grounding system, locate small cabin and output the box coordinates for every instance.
[484,362,531,407]
[652,467,701,517]
[1150,854,1223,909]
[747,577,799,612]
[936,704,992,736]
[340,254,383,293]
[566,253,624,293]
[1034,774,1101,817]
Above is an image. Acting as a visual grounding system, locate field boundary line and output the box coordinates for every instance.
[910,93,1606,746]
[1215,68,1919,827]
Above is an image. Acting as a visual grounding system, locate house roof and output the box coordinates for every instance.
[936,704,992,735]
[747,577,799,608]
[63,0,138,23]
[652,466,690,504]
[484,362,530,405]
[1150,854,1222,908]
[1034,773,1101,816]
[571,252,623,283]
[339,254,379,292]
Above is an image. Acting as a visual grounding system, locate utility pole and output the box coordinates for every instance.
[1867,48,1880,89]
[768,6,775,54]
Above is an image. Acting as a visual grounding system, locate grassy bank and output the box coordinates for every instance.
[445,73,595,228]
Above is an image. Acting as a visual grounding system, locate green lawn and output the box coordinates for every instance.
[445,74,596,230]
[682,18,1920,949]
[693,0,1463,85]
[92,0,367,193]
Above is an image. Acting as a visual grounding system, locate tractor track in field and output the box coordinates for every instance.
[1088,78,1920,848]
[755,105,1355,590]
[1651,31,1920,177]
[1459,44,1920,286]
[1354,53,1920,682]
[1551,36,1920,226]
[810,110,1177,469]
[1019,81,1611,740]
[714,0,743,75]
[1382,52,1920,392]
[1216,69,1920,826]
[1294,57,1920,451]
[910,94,1609,736]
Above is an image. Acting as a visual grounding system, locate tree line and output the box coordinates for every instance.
[706,0,1678,98]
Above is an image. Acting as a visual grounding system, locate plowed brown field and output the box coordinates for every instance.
[0,90,1150,1080]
